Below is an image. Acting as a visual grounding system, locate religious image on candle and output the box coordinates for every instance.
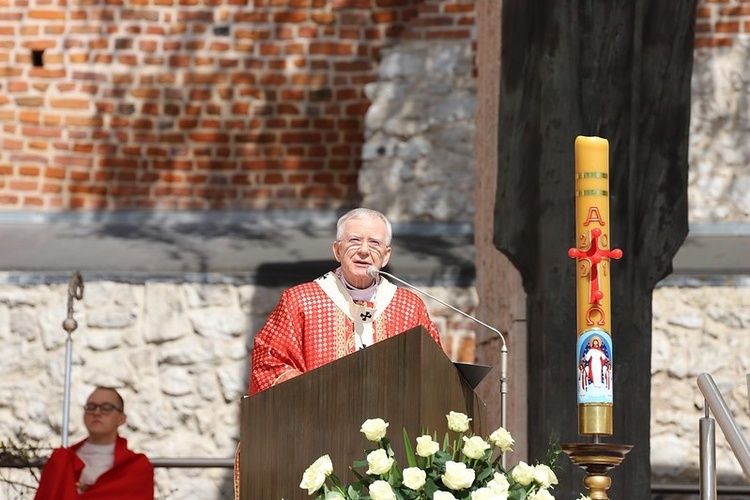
[568,135,622,436]
[577,329,612,403]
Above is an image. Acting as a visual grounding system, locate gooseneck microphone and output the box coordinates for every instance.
[367,266,510,436]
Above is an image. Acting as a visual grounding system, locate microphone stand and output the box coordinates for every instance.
[61,271,84,448]
[372,268,509,446]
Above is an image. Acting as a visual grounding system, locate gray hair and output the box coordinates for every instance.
[336,208,393,246]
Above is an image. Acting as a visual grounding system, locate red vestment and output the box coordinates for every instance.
[249,274,442,394]
[34,435,154,500]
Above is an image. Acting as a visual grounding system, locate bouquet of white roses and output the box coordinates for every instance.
[300,411,561,500]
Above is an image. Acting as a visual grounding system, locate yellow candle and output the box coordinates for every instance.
[569,136,622,436]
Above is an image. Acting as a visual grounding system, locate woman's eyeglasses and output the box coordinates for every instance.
[83,403,123,414]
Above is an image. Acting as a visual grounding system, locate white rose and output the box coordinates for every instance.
[309,454,333,475]
[528,488,555,500]
[510,461,535,486]
[402,467,427,490]
[324,492,346,499]
[434,492,458,500]
[366,448,395,475]
[446,411,472,432]
[462,435,491,459]
[533,464,558,489]
[369,480,396,500]
[488,471,510,494]
[441,460,475,490]
[299,455,333,494]
[470,487,508,500]
[299,469,326,495]
[360,418,389,442]
[488,427,514,452]
[416,435,440,457]
[578,495,592,500]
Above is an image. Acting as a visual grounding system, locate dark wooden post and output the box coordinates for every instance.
[493,2,697,498]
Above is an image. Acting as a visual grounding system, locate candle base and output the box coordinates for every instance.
[562,442,632,500]
[579,403,613,435]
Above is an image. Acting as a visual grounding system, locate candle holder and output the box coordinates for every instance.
[562,442,632,500]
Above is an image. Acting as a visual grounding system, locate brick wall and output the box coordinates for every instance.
[695,0,750,48]
[1,0,739,212]
[0,0,475,211]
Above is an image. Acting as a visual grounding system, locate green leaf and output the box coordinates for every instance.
[475,466,494,484]
[349,483,365,496]
[381,437,392,452]
[329,474,343,489]
[352,459,369,469]
[423,479,440,498]
[402,428,417,468]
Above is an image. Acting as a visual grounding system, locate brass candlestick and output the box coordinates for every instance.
[562,442,632,500]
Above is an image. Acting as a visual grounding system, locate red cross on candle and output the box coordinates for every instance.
[568,228,623,304]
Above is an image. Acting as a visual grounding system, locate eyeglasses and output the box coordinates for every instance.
[340,237,388,254]
[83,403,123,414]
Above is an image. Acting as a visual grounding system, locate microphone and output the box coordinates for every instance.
[367,266,510,437]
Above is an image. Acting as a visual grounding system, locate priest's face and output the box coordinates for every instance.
[83,387,127,445]
[333,215,391,289]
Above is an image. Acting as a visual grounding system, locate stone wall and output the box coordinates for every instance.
[690,46,750,221]
[0,279,478,499]
[652,283,750,486]
[359,39,476,221]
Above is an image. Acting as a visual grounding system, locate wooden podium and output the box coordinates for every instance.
[240,327,487,499]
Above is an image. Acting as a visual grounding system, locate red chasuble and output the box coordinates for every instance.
[249,273,442,394]
[34,436,154,500]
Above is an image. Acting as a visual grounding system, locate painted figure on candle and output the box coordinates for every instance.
[577,328,613,403]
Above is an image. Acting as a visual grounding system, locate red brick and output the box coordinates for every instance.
[43,183,64,193]
[159,172,185,183]
[19,111,40,124]
[694,37,733,48]
[189,132,230,143]
[28,9,65,19]
[100,157,139,169]
[719,5,750,15]
[22,126,62,138]
[273,11,308,23]
[310,41,355,55]
[65,115,104,127]
[196,159,237,170]
[50,98,90,109]
[154,159,192,170]
[9,180,39,191]
[241,159,280,170]
[0,67,23,78]
[716,21,740,32]
[22,196,44,207]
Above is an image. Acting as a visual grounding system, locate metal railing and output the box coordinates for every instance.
[0,457,234,469]
[697,372,750,500]
[150,457,234,468]
[5,456,750,496]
